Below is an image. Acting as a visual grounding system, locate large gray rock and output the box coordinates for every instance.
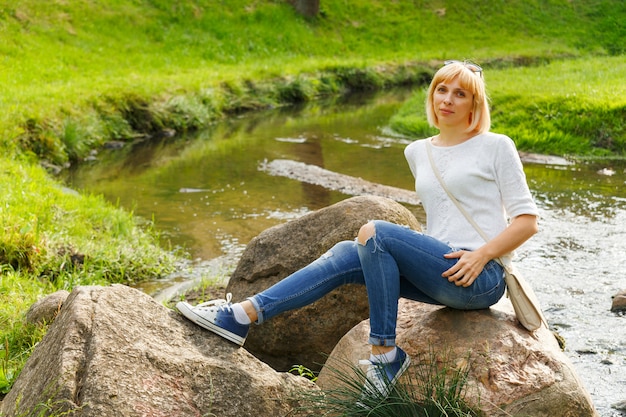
[1,285,316,417]
[318,298,599,417]
[226,195,421,372]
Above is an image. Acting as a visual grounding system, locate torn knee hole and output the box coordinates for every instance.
[357,222,376,245]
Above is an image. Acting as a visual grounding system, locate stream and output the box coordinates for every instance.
[64,88,626,416]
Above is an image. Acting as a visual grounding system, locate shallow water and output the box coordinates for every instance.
[65,89,626,416]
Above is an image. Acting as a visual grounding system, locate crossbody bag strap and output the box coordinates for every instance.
[426,141,547,331]
[425,140,508,269]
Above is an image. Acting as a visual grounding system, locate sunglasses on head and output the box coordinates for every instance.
[444,60,483,78]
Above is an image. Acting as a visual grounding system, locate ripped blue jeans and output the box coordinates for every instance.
[249,220,505,347]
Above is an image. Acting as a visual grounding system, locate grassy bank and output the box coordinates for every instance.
[1,0,624,165]
[391,55,626,156]
[1,0,625,400]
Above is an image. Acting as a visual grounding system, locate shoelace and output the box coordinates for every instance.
[359,360,385,382]
[195,292,234,313]
[359,359,392,396]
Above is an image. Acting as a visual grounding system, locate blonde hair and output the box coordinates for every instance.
[426,62,491,134]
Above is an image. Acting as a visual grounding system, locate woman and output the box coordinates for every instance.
[177,60,539,398]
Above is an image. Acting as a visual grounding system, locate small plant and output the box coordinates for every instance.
[290,364,318,382]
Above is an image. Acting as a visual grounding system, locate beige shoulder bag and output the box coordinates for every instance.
[425,141,548,331]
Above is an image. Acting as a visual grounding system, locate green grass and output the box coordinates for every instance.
[1,269,54,395]
[0,158,175,284]
[490,57,626,156]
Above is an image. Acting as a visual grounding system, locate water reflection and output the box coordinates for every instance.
[65,90,417,259]
[527,161,626,219]
[64,89,626,416]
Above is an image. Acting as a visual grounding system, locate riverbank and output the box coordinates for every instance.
[1,0,625,399]
[2,1,624,165]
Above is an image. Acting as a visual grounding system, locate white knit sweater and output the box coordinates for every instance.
[404,132,539,251]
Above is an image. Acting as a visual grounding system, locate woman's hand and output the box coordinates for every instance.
[441,214,538,287]
[441,250,490,287]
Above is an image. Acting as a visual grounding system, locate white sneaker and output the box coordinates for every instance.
[176,293,249,346]
[359,347,411,399]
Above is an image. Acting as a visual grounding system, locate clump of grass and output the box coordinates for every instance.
[328,66,385,92]
[0,225,40,272]
[1,157,176,282]
[494,97,625,156]
[0,268,54,395]
[277,76,317,103]
[296,348,480,417]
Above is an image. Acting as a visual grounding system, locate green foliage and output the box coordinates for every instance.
[290,365,318,382]
[490,57,626,156]
[0,159,175,282]
[493,97,625,156]
[328,66,385,92]
[0,225,39,272]
[0,266,54,394]
[277,77,317,103]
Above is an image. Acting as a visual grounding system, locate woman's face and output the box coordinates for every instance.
[432,77,474,129]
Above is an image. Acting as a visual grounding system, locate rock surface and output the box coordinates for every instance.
[226,195,421,371]
[317,298,599,417]
[260,159,422,206]
[25,289,70,325]
[611,289,626,313]
[1,285,316,417]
